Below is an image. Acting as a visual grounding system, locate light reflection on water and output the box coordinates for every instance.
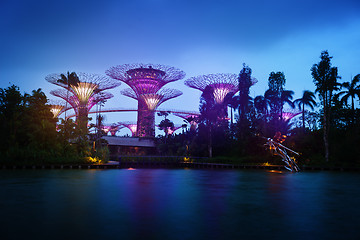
[0,169,359,240]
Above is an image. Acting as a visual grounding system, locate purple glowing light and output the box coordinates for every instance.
[185,73,239,104]
[118,122,138,137]
[282,109,301,120]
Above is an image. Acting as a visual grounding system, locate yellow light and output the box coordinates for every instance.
[71,82,98,103]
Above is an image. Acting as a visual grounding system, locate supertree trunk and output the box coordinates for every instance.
[136,101,155,137]
[77,105,89,134]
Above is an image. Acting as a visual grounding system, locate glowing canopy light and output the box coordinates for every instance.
[106,63,185,95]
[48,104,65,118]
[45,72,121,92]
[282,109,301,121]
[172,112,200,131]
[46,72,120,130]
[71,82,98,103]
[50,89,114,115]
[121,88,182,110]
[167,125,182,135]
[143,89,183,110]
[118,122,137,137]
[107,64,185,138]
[47,100,67,118]
[109,125,124,136]
[185,73,239,104]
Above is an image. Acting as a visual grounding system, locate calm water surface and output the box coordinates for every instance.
[0,169,359,240]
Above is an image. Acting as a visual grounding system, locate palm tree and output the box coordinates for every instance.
[56,72,80,119]
[337,74,360,111]
[294,90,317,131]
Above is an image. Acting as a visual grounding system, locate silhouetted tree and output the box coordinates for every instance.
[294,90,317,131]
[238,64,253,122]
[337,74,360,112]
[267,71,286,117]
[311,50,341,161]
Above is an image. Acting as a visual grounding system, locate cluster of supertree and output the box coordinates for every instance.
[47,64,264,138]
[101,124,124,136]
[117,121,138,137]
[46,72,120,131]
[106,64,185,137]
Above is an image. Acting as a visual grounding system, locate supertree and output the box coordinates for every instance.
[50,89,114,119]
[109,125,124,136]
[118,121,138,137]
[282,109,301,121]
[172,112,200,131]
[47,100,69,118]
[184,73,240,104]
[102,124,124,136]
[166,124,182,135]
[106,64,185,137]
[46,72,121,131]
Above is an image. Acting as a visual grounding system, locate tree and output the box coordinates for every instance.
[0,85,25,152]
[199,86,227,157]
[158,119,175,139]
[337,74,360,112]
[311,50,341,161]
[267,71,286,116]
[294,90,317,131]
[238,64,253,122]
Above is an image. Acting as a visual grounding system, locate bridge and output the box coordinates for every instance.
[66,108,200,119]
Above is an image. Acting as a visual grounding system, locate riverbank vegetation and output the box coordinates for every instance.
[0,85,107,165]
[1,50,359,167]
[157,51,360,168]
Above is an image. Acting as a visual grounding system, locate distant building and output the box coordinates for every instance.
[102,136,156,158]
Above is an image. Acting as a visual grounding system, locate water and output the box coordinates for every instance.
[0,169,359,240]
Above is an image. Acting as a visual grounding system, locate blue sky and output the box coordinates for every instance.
[1,0,360,135]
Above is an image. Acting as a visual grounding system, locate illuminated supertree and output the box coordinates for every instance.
[184,73,238,104]
[47,100,69,118]
[172,112,199,131]
[50,89,114,119]
[282,109,301,121]
[46,72,121,131]
[118,122,138,137]
[106,64,185,137]
[102,124,124,136]
[185,73,257,104]
[165,124,182,135]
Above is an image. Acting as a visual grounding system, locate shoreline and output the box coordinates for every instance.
[1,162,359,172]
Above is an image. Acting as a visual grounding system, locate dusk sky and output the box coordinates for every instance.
[1,0,360,135]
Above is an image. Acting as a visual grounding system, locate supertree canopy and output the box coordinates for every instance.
[50,89,114,117]
[121,88,182,110]
[106,63,185,94]
[185,73,239,104]
[282,109,301,121]
[47,100,69,118]
[101,124,124,136]
[46,72,120,131]
[106,64,185,137]
[46,72,121,93]
[118,122,137,137]
[173,112,199,131]
[185,73,257,104]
